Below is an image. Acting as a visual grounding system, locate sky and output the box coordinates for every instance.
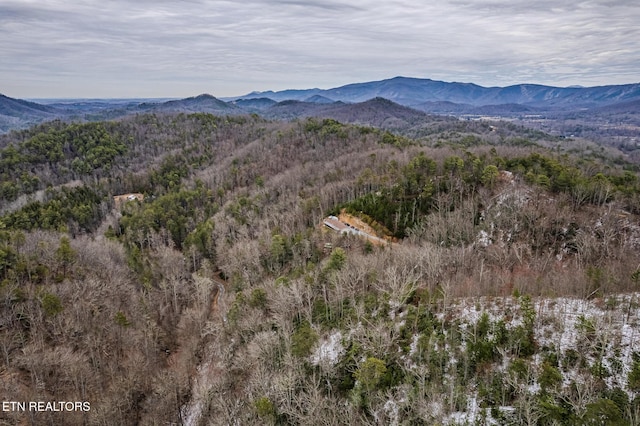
[1,0,639,98]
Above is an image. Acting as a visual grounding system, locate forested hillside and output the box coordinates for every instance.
[1,113,640,425]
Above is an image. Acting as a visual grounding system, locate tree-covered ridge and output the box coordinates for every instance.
[338,150,640,239]
[0,122,126,201]
[1,185,106,234]
[0,113,262,206]
[0,112,639,424]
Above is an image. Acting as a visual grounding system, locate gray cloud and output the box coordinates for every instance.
[1,0,638,98]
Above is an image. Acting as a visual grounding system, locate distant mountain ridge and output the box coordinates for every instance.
[2,76,640,133]
[229,76,640,109]
[144,93,241,113]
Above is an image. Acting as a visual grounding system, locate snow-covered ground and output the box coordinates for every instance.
[310,293,640,425]
[311,330,345,368]
[443,294,640,424]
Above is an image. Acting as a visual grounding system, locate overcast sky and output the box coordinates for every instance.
[1,0,639,98]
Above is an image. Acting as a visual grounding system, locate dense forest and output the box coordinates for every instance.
[1,112,640,425]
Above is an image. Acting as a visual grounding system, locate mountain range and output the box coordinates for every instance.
[2,76,640,133]
[228,76,640,109]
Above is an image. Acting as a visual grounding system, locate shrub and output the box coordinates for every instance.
[354,357,387,392]
[254,396,276,420]
[39,291,63,317]
[628,352,640,391]
[291,321,318,358]
[249,288,268,310]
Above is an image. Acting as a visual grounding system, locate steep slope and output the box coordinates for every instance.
[1,113,639,424]
[0,94,65,132]
[0,94,61,116]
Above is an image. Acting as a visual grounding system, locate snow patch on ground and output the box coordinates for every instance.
[310,330,344,367]
[477,230,492,247]
[447,394,480,425]
[383,400,400,426]
[535,296,640,371]
[431,294,640,423]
